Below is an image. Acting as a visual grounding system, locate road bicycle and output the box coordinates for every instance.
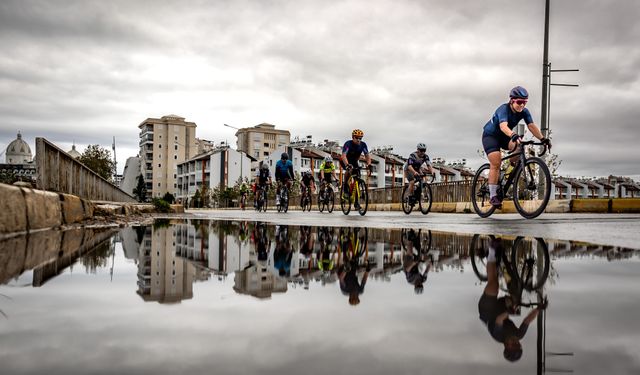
[337,227,369,266]
[470,234,550,303]
[401,174,434,215]
[254,184,268,212]
[471,140,552,219]
[300,184,313,212]
[276,181,290,213]
[400,228,432,256]
[340,167,369,216]
[239,191,247,210]
[318,181,335,213]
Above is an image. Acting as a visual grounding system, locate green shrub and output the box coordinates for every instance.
[152,198,171,213]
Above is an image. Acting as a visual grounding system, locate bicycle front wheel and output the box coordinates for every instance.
[471,163,496,218]
[511,237,550,291]
[418,183,433,215]
[327,188,335,213]
[282,189,289,213]
[513,157,551,219]
[356,178,368,216]
[401,185,413,214]
[340,184,351,215]
[318,190,326,212]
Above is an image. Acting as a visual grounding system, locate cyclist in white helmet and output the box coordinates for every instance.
[404,142,434,204]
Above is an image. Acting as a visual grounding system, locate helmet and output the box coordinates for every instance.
[324,156,333,163]
[261,163,269,170]
[416,142,426,151]
[281,152,289,160]
[352,129,364,138]
[301,168,311,175]
[509,86,529,99]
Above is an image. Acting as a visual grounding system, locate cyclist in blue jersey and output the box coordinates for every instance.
[482,86,551,208]
[275,152,294,204]
[340,129,372,204]
[405,142,435,204]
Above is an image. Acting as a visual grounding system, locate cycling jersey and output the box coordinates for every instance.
[301,173,314,186]
[255,168,270,185]
[319,161,336,173]
[342,140,369,167]
[405,152,431,171]
[483,103,534,136]
[275,159,294,181]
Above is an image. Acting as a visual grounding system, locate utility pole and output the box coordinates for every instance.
[112,136,117,182]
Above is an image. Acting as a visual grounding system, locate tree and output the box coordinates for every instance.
[162,192,175,204]
[78,144,115,182]
[133,174,147,202]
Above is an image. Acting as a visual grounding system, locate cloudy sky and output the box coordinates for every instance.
[1,0,638,178]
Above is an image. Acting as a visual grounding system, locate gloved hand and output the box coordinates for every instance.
[541,137,552,149]
[510,133,521,143]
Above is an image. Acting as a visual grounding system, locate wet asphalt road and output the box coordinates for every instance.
[186,209,640,249]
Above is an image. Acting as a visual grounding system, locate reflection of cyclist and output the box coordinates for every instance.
[273,225,293,277]
[275,153,294,204]
[299,226,315,257]
[253,223,271,261]
[401,229,432,294]
[337,228,370,305]
[478,236,541,362]
[482,86,550,208]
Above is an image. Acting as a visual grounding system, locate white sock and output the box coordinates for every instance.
[489,184,498,198]
[487,247,496,262]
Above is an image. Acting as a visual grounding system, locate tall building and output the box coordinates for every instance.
[138,115,198,198]
[235,123,290,164]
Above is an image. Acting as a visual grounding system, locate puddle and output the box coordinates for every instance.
[1,219,639,374]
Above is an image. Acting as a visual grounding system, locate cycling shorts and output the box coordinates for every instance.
[482,132,511,155]
[321,174,333,184]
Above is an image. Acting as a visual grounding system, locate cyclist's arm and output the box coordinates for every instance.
[499,121,516,138]
[364,153,372,167]
[340,152,349,167]
[526,123,545,140]
[495,311,509,326]
[522,307,540,325]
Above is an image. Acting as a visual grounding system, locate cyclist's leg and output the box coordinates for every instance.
[484,237,500,297]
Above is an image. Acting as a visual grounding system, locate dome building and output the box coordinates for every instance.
[5,132,33,164]
[67,143,81,159]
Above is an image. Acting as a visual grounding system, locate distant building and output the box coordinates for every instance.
[119,156,142,196]
[138,115,198,198]
[5,132,32,164]
[67,144,81,159]
[176,146,252,204]
[235,123,290,166]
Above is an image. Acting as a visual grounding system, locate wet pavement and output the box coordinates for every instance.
[1,219,639,375]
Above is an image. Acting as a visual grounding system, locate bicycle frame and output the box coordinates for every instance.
[500,141,548,195]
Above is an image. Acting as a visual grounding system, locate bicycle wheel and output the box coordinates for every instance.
[471,163,496,218]
[511,237,550,291]
[318,189,326,213]
[513,157,551,219]
[356,178,368,216]
[420,229,432,253]
[282,188,289,213]
[401,185,413,214]
[261,190,268,212]
[418,183,433,215]
[327,188,335,213]
[470,234,489,282]
[340,183,351,215]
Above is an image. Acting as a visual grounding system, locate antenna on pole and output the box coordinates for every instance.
[112,136,117,182]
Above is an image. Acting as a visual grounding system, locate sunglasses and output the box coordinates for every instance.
[354,137,363,140]
[513,99,528,105]
[418,148,426,152]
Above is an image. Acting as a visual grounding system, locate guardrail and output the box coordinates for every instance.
[35,137,136,202]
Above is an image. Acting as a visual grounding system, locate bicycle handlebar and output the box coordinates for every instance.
[511,140,549,157]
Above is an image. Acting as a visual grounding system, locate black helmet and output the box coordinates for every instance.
[281,152,289,160]
[509,86,529,99]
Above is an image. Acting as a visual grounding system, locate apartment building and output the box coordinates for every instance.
[235,123,290,165]
[138,115,198,198]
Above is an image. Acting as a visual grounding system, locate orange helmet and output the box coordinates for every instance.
[352,129,364,138]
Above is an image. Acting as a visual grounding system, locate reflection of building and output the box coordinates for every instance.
[233,263,287,299]
[137,225,207,303]
[138,115,199,198]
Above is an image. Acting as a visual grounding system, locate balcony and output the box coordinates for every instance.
[139,134,154,146]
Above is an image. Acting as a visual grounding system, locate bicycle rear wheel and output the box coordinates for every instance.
[340,183,351,215]
[401,185,413,214]
[511,237,550,291]
[357,178,368,216]
[513,157,551,219]
[418,183,433,215]
[282,188,289,213]
[471,163,496,218]
[470,234,489,282]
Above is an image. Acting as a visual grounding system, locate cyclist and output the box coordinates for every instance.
[340,129,372,208]
[299,168,316,203]
[239,181,250,209]
[404,142,435,205]
[253,222,271,262]
[254,163,271,208]
[319,156,338,196]
[482,86,551,208]
[273,225,293,277]
[275,152,294,205]
[478,236,543,362]
[401,229,433,294]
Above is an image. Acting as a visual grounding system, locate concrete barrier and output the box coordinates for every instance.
[611,198,640,213]
[572,199,610,213]
[22,188,62,230]
[0,184,28,233]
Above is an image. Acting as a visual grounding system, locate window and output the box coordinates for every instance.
[174,155,177,160]
[264,142,269,147]
[158,163,161,168]
[158,144,162,149]
[175,136,178,140]
[264,151,269,156]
